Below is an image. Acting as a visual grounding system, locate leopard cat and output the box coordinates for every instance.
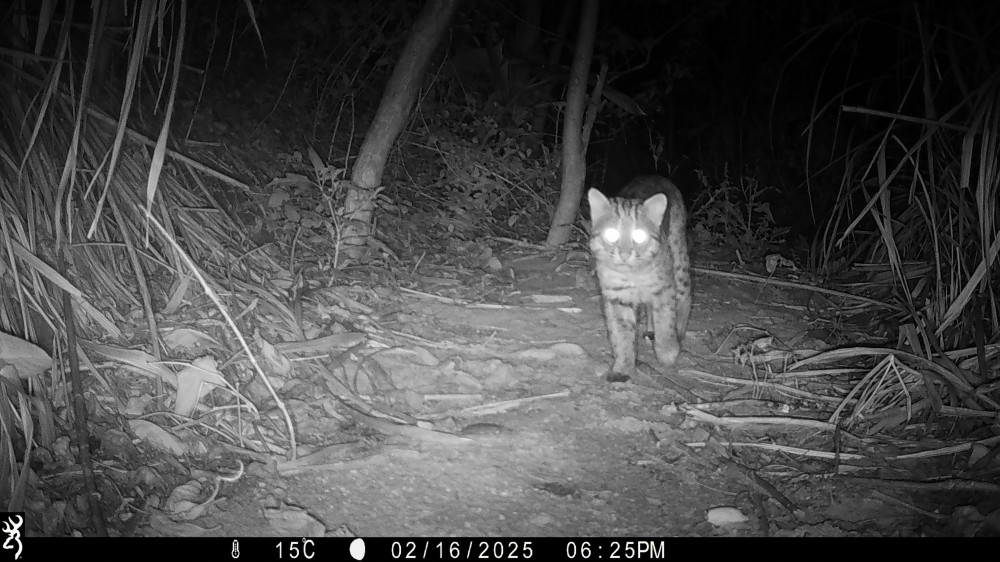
[588,176,691,382]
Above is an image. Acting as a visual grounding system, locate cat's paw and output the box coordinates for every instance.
[604,367,636,383]
[605,371,630,383]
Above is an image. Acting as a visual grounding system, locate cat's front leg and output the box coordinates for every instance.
[603,298,638,382]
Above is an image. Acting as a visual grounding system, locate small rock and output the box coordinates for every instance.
[706,506,748,527]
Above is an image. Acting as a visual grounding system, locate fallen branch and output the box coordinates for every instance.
[686,409,864,443]
[434,390,572,417]
[692,266,902,311]
[686,440,866,461]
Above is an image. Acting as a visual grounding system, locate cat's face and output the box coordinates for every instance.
[588,188,668,268]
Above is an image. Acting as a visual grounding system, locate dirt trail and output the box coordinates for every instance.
[186,255,918,538]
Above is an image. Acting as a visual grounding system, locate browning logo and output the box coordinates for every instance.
[1,514,22,560]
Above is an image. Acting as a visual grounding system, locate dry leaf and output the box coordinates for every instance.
[0,332,52,379]
[163,328,223,351]
[174,356,225,416]
[130,419,187,455]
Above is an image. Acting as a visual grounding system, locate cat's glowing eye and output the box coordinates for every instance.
[632,229,649,244]
[602,228,621,243]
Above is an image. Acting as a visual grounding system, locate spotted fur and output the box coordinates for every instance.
[588,176,691,382]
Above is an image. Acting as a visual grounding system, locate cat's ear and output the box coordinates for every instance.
[642,193,668,226]
[587,188,612,223]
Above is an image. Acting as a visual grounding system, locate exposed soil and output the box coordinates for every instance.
[153,250,927,538]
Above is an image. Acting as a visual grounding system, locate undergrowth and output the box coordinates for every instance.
[391,93,560,243]
[690,167,788,259]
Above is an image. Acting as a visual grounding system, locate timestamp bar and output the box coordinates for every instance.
[20,537,676,560]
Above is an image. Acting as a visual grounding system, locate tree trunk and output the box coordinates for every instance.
[341,0,460,260]
[546,0,599,246]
